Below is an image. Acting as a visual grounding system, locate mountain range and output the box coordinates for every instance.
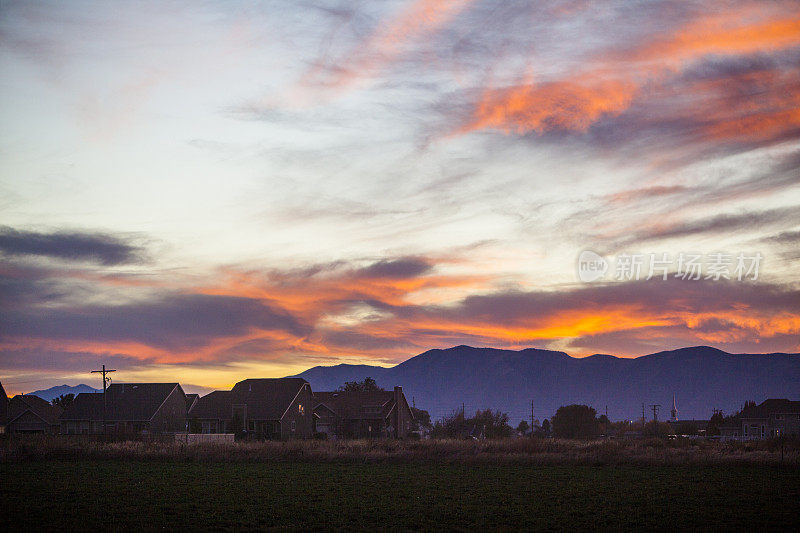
[28,384,100,402]
[18,346,799,425]
[292,345,800,424]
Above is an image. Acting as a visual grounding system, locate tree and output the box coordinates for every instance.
[472,409,513,439]
[411,407,431,429]
[516,420,530,435]
[52,393,74,410]
[643,420,671,438]
[551,404,599,439]
[541,418,551,436]
[431,408,469,439]
[431,408,513,439]
[337,377,383,392]
[597,414,611,436]
[707,410,725,436]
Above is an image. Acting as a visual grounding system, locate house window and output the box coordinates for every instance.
[291,420,296,432]
[298,403,304,416]
[249,421,255,431]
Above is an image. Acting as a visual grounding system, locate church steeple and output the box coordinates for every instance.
[670,394,678,421]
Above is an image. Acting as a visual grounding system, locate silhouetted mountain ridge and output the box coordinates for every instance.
[291,345,800,424]
[27,384,100,401]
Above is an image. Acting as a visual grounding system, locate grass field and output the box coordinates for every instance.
[3,435,799,465]
[3,461,799,531]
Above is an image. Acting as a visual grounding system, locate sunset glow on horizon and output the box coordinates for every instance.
[1,0,799,395]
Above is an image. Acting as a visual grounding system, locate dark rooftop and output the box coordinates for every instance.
[740,399,800,419]
[314,390,396,420]
[8,394,62,425]
[190,378,309,421]
[60,383,183,422]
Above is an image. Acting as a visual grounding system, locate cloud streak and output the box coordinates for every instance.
[0,227,145,265]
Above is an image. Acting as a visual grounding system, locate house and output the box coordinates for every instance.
[189,378,314,440]
[313,386,414,439]
[719,419,741,438]
[0,381,8,434]
[5,394,62,434]
[60,383,187,435]
[739,399,800,439]
[185,393,199,413]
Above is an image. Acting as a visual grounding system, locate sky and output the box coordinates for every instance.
[1,0,799,395]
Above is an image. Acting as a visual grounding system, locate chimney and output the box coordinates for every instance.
[394,386,402,438]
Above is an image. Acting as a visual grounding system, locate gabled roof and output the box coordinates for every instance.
[60,383,183,422]
[188,391,232,420]
[740,399,800,419]
[189,378,310,421]
[314,390,395,420]
[8,394,62,425]
[230,378,309,420]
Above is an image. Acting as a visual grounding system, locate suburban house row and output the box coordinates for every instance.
[0,378,415,440]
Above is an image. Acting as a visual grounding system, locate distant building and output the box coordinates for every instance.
[189,378,314,440]
[313,386,414,439]
[670,394,678,422]
[739,399,800,439]
[6,395,62,434]
[0,381,8,434]
[60,383,187,435]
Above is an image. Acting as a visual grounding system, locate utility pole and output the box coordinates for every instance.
[462,402,466,419]
[530,400,535,437]
[650,404,661,422]
[91,364,116,434]
[641,403,646,427]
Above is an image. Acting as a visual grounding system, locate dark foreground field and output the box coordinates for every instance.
[3,461,799,531]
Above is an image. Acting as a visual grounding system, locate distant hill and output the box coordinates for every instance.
[291,345,800,424]
[28,384,100,402]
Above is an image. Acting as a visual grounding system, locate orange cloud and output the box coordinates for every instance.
[460,78,637,134]
[459,7,800,137]
[4,255,799,375]
[638,11,800,65]
[703,90,800,142]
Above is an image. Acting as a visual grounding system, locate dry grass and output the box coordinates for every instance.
[2,435,798,466]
